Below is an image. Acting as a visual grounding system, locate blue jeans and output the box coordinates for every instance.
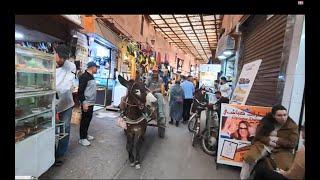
[56,107,73,158]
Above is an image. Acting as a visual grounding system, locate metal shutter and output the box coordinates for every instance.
[238,15,288,107]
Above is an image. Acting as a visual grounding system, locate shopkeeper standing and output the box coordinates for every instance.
[219,76,232,99]
[54,44,76,165]
[78,62,98,146]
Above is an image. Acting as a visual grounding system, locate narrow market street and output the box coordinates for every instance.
[15,15,305,179]
[41,101,240,179]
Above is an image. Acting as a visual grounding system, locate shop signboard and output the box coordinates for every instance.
[230,59,262,105]
[217,104,271,167]
[199,64,220,88]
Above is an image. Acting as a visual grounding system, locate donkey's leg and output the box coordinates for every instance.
[135,124,147,169]
[135,134,143,169]
[126,132,135,166]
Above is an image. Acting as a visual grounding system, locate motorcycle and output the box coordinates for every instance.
[189,98,207,147]
[201,104,219,156]
[188,89,219,156]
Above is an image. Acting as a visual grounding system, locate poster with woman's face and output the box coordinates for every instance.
[217,104,272,167]
[177,58,184,73]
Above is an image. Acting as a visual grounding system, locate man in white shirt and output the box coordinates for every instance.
[219,76,232,99]
[54,44,76,165]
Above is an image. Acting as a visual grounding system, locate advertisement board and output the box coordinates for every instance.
[199,64,220,88]
[230,59,262,105]
[217,103,271,167]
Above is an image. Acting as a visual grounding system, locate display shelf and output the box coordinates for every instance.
[15,90,55,99]
[15,120,52,143]
[15,126,55,177]
[15,87,52,93]
[15,45,55,61]
[15,67,54,74]
[15,43,56,178]
[15,109,51,122]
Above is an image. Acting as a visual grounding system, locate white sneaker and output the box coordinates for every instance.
[87,135,94,141]
[79,139,91,146]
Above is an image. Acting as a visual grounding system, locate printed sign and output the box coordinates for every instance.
[230,59,262,105]
[199,64,221,88]
[217,103,271,167]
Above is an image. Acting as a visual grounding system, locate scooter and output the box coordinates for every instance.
[188,89,219,156]
[201,104,219,156]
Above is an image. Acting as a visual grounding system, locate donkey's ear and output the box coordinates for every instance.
[118,75,128,88]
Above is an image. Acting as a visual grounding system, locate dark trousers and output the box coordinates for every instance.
[80,105,94,139]
[254,159,288,180]
[254,169,288,180]
[183,99,193,121]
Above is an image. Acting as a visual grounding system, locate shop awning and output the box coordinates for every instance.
[15,15,83,42]
[148,14,222,62]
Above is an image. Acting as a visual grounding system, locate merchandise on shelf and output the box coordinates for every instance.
[15,45,55,93]
[15,94,53,119]
[15,45,55,143]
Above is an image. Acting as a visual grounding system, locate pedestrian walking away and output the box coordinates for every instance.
[181,75,195,124]
[169,79,184,127]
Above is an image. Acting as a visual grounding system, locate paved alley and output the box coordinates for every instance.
[40,105,240,179]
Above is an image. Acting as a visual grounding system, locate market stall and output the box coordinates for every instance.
[15,45,56,177]
[15,15,83,178]
[112,39,158,107]
[87,33,118,107]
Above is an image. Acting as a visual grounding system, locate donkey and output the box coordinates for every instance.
[118,75,157,169]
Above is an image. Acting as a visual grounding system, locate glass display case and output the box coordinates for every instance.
[15,45,55,93]
[15,45,56,143]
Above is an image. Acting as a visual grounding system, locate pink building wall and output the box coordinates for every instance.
[221,15,244,35]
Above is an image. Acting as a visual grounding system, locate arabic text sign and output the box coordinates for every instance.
[217,103,271,167]
[230,59,262,105]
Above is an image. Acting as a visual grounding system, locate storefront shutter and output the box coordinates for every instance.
[238,15,288,107]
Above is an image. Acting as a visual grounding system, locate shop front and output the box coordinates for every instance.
[236,15,289,107]
[87,33,118,107]
[15,15,82,178]
[216,34,236,87]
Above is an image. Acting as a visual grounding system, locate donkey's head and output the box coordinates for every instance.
[118,75,157,110]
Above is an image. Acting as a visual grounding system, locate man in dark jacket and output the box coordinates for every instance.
[78,62,98,146]
[214,91,229,119]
